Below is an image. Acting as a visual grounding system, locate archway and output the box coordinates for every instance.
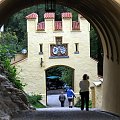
[45,65,74,107]
[0,0,120,115]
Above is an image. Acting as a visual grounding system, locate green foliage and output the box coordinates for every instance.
[0,32,26,90]
[0,32,18,59]
[60,67,74,86]
[0,32,18,45]
[90,26,99,60]
[4,4,46,51]
[27,93,45,108]
[67,8,78,21]
[1,58,25,90]
[75,97,92,108]
[46,66,74,86]
[0,40,25,90]
[46,66,62,77]
[90,26,103,61]
[4,4,78,51]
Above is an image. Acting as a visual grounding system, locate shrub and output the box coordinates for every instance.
[27,93,45,108]
[75,97,92,108]
[0,44,25,90]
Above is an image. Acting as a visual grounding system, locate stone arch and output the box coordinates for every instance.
[45,65,75,71]
[45,65,75,107]
[0,0,120,115]
[45,65,75,90]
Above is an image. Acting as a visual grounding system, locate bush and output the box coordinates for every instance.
[75,97,92,108]
[0,43,25,90]
[2,59,25,90]
[27,93,45,108]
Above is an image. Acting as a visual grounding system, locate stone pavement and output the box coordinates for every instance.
[11,94,120,120]
[47,94,69,107]
[11,107,120,120]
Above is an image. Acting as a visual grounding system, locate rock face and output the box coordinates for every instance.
[0,74,29,119]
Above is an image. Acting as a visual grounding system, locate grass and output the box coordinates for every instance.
[32,102,46,108]
[75,97,92,108]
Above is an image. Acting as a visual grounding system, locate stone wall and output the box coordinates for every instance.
[0,74,29,119]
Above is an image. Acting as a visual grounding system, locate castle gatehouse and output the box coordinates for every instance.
[14,12,98,105]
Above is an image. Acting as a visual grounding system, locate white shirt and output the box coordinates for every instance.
[79,80,90,92]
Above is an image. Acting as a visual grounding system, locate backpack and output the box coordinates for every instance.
[59,94,66,101]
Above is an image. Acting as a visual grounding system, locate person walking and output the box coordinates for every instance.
[59,91,66,107]
[79,74,90,111]
[67,87,76,108]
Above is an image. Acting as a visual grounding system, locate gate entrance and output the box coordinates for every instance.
[46,65,74,107]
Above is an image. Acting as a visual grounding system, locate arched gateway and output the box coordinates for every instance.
[0,0,120,116]
[14,12,97,106]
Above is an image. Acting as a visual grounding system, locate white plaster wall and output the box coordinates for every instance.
[62,18,72,31]
[45,19,54,32]
[95,85,103,109]
[102,56,120,115]
[16,14,98,106]
[27,18,38,32]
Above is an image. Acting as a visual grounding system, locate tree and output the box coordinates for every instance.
[60,67,74,86]
[90,26,99,60]
[4,4,78,52]
[46,66,74,86]
[0,32,18,59]
[0,32,25,90]
[90,26,103,76]
[0,44,25,90]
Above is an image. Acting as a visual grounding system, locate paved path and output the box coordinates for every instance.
[47,94,69,107]
[11,94,120,120]
[11,108,120,120]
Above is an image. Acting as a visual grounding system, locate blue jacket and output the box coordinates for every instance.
[67,88,75,98]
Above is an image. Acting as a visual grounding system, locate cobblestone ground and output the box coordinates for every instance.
[11,108,120,120]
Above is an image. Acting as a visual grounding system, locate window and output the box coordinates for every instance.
[74,43,79,54]
[39,44,43,54]
[56,37,62,45]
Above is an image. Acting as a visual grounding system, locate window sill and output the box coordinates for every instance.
[74,51,79,54]
[49,56,69,59]
[39,52,43,55]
